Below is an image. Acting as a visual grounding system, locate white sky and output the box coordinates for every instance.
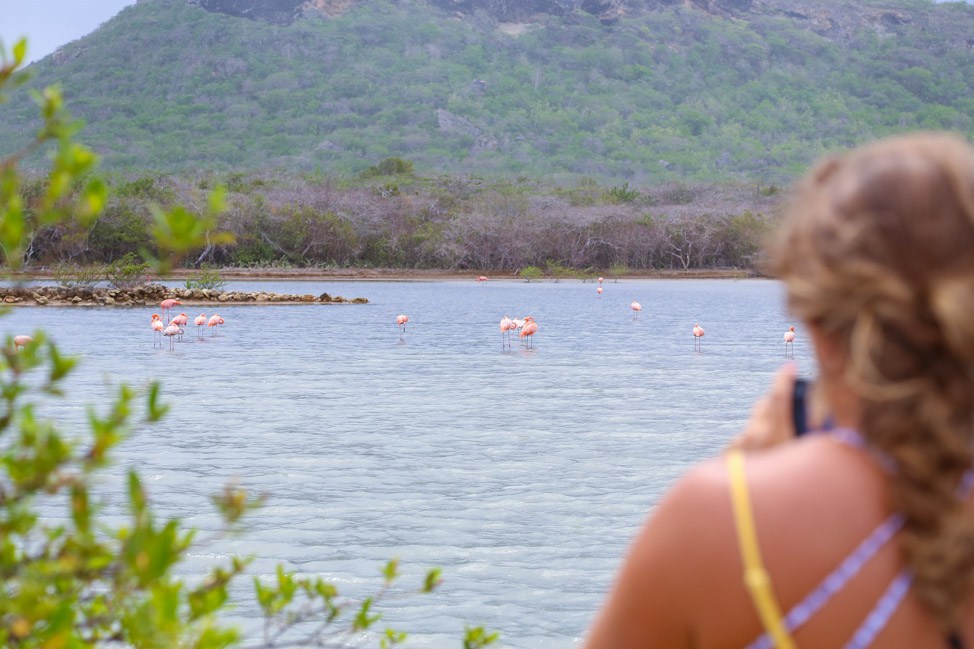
[0,0,969,64]
[0,0,137,63]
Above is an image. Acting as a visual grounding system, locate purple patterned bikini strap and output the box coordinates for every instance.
[831,427,974,497]
[743,513,905,649]
[843,431,974,649]
[827,427,898,473]
[844,571,915,649]
[744,428,974,649]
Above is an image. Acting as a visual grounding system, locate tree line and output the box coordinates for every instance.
[17,168,780,274]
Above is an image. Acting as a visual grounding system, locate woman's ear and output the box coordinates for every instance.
[807,323,861,429]
[808,323,845,379]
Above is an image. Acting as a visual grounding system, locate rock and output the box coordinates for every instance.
[0,283,370,307]
[427,0,624,22]
[436,109,484,139]
[192,0,307,25]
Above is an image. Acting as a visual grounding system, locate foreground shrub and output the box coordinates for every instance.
[0,39,499,649]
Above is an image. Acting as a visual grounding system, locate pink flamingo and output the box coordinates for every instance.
[511,318,526,344]
[396,314,409,338]
[597,286,603,298]
[630,300,642,319]
[784,325,796,357]
[207,314,224,336]
[693,323,705,351]
[194,313,207,339]
[163,323,180,351]
[170,313,189,341]
[160,298,181,323]
[151,314,164,348]
[598,277,604,284]
[499,316,515,349]
[477,276,489,283]
[519,316,538,348]
[13,335,32,349]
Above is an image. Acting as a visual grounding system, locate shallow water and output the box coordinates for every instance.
[2,279,810,648]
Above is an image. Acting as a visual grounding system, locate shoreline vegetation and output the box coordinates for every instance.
[8,266,761,282]
[14,167,780,277]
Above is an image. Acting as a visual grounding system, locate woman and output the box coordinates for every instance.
[585,133,974,649]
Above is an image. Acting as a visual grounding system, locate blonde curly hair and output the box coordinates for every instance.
[768,132,974,633]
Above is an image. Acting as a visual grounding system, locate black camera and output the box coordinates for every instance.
[792,377,812,436]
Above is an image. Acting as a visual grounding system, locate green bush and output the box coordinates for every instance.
[608,262,629,280]
[545,259,575,281]
[87,203,150,262]
[605,182,640,204]
[185,266,228,291]
[105,252,150,289]
[359,157,415,178]
[53,262,106,289]
[520,265,543,281]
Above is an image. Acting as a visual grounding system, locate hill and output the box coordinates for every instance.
[1,0,972,183]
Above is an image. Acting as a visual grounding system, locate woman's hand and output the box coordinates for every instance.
[728,362,798,451]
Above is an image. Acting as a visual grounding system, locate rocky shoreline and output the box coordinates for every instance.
[0,284,369,307]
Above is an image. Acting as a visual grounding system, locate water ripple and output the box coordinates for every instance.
[2,279,808,647]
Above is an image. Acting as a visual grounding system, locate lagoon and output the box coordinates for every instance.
[4,278,806,648]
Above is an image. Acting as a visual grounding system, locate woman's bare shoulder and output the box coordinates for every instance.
[672,435,887,517]
[585,437,890,649]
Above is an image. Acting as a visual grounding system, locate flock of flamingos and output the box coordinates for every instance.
[398,276,800,355]
[9,277,799,354]
[150,298,224,350]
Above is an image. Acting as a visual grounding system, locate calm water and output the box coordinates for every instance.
[3,279,810,648]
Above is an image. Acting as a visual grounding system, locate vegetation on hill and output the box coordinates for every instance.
[0,0,972,183]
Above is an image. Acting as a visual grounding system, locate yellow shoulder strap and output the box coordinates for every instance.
[727,450,798,649]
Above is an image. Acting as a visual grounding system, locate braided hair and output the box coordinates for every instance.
[768,133,974,632]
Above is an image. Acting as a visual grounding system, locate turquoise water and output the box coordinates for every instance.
[3,279,809,648]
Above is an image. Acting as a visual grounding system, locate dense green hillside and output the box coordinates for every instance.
[1,0,973,182]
